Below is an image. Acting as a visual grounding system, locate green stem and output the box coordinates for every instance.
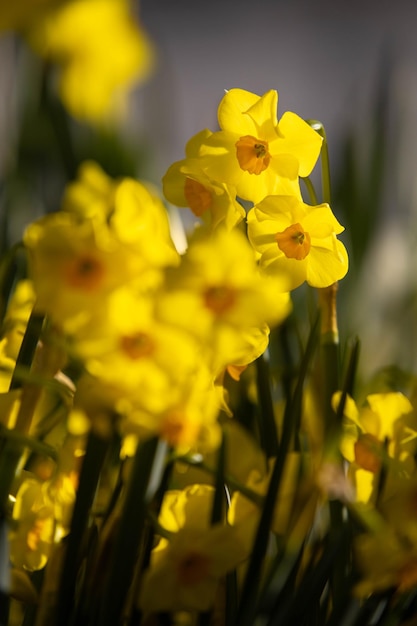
[301,176,319,205]
[306,120,331,205]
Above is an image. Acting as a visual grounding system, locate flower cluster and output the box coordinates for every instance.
[0,85,352,622]
[164,88,348,289]
[5,2,417,624]
[7,72,417,626]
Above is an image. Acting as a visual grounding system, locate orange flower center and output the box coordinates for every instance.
[120,332,155,360]
[177,551,210,585]
[204,285,236,314]
[64,253,105,290]
[275,223,311,260]
[235,135,271,175]
[354,433,382,473]
[184,178,212,216]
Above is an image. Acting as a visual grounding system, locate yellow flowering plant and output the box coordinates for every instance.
[2,6,417,626]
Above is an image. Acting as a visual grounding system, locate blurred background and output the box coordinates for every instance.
[2,0,417,381]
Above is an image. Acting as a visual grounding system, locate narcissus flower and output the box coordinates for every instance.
[158,227,290,370]
[24,168,178,330]
[24,212,144,331]
[125,363,221,452]
[139,525,245,613]
[198,89,322,203]
[139,484,246,613]
[63,161,179,271]
[247,193,348,289]
[163,130,245,230]
[28,0,154,123]
[73,288,199,416]
[333,391,415,503]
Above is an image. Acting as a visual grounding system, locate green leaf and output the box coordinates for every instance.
[235,313,320,626]
[97,437,167,626]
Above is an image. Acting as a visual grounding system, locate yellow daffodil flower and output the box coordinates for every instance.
[63,161,179,270]
[138,525,245,613]
[158,227,290,371]
[28,0,154,123]
[198,88,322,203]
[247,193,348,289]
[73,288,200,416]
[333,391,415,503]
[139,484,247,612]
[24,212,143,331]
[139,483,246,613]
[125,363,221,452]
[24,170,178,331]
[163,130,245,230]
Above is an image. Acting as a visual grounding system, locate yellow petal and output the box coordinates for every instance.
[275,111,322,177]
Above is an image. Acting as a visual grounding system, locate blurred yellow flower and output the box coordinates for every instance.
[74,288,199,416]
[24,169,178,331]
[247,193,348,289]
[63,161,179,271]
[163,130,245,231]
[139,525,244,613]
[125,363,221,452]
[24,212,140,331]
[9,479,55,571]
[158,227,290,371]
[198,88,322,203]
[334,391,415,503]
[28,0,154,123]
[139,484,245,613]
